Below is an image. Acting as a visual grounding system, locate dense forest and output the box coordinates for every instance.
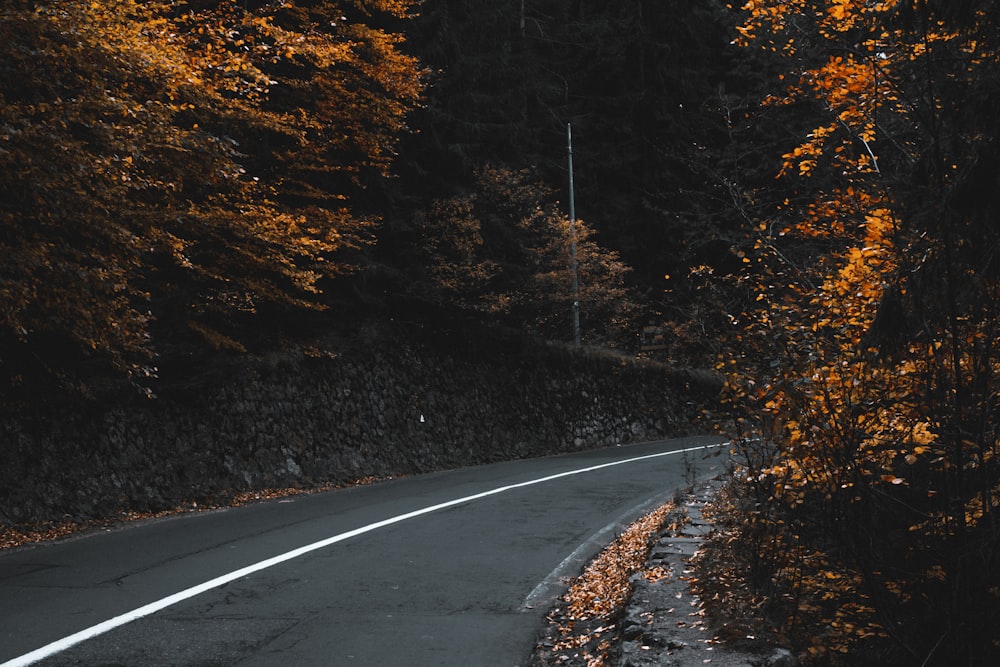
[2,0,999,664]
[0,0,746,398]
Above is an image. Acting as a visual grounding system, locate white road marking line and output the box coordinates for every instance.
[521,496,653,611]
[3,440,727,667]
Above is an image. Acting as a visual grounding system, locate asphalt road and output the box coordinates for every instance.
[0,435,727,667]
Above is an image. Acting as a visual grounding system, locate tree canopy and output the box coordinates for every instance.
[2,0,741,393]
[709,1,1000,663]
[0,0,424,395]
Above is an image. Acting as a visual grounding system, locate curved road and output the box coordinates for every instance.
[0,436,727,667]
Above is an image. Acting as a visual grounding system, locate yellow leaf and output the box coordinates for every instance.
[912,422,936,445]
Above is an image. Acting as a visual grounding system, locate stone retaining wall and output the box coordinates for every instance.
[0,326,719,525]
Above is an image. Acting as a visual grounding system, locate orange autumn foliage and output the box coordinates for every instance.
[717,1,1000,664]
[0,0,424,395]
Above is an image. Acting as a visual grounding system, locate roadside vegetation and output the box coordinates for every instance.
[698,2,1000,665]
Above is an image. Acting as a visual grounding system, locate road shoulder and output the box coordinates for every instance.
[529,477,797,667]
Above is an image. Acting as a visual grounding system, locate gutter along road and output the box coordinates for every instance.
[0,436,727,667]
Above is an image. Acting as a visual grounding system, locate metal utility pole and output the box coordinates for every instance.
[567,123,581,346]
